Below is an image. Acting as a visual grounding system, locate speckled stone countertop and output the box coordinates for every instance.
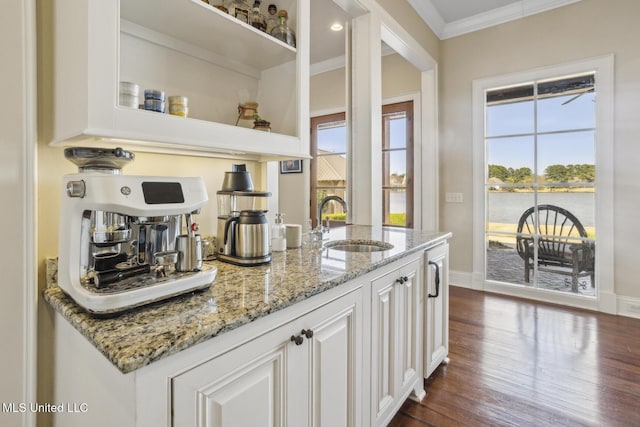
[44,225,451,373]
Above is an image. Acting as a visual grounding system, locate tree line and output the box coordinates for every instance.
[488,164,595,183]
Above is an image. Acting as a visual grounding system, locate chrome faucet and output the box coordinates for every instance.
[317,195,348,236]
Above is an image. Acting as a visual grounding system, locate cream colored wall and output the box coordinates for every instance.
[310,54,421,112]
[439,0,640,299]
[381,53,421,98]
[310,68,347,113]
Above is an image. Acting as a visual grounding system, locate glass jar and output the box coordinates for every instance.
[265,4,278,34]
[224,0,250,23]
[270,9,296,48]
[250,0,266,32]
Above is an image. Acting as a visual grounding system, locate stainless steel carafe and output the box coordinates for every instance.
[216,164,271,266]
[219,210,270,265]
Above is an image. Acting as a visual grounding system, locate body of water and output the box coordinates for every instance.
[488,191,595,227]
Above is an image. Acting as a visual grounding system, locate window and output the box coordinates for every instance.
[310,112,347,228]
[310,102,414,229]
[382,101,414,228]
[485,73,598,296]
[473,56,614,311]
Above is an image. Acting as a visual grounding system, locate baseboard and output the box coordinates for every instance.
[450,270,640,319]
[450,270,472,289]
[617,296,640,319]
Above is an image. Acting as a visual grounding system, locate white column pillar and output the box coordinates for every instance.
[350,12,382,226]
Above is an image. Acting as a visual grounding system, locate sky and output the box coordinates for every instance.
[318,115,408,176]
[486,92,596,175]
[315,91,595,179]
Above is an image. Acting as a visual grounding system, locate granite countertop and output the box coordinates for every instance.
[44,225,451,373]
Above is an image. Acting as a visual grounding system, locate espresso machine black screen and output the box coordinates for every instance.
[142,182,185,204]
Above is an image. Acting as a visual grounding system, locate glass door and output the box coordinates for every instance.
[484,73,596,296]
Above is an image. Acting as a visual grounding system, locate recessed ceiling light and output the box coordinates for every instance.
[330,22,344,32]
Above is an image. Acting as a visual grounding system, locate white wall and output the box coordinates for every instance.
[1,0,36,426]
[439,0,640,300]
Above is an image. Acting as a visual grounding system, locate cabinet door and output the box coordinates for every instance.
[302,287,363,427]
[371,258,423,426]
[396,261,422,397]
[172,325,289,427]
[424,243,450,378]
[172,286,362,427]
[371,273,396,422]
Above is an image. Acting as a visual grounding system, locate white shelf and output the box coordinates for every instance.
[51,106,309,161]
[120,0,296,73]
[49,0,309,160]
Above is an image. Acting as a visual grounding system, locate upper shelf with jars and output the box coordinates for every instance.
[48,0,310,161]
[121,0,297,74]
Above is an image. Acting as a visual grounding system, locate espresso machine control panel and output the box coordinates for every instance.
[64,174,206,216]
[58,150,217,314]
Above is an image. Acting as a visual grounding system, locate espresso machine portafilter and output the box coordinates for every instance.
[58,147,217,314]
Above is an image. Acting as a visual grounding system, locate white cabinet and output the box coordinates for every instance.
[172,286,362,427]
[50,240,452,427]
[50,0,309,160]
[424,242,450,377]
[370,256,425,426]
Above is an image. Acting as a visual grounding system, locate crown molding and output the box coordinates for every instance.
[405,0,445,39]
[408,0,583,40]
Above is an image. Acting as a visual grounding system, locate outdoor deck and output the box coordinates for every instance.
[487,246,595,297]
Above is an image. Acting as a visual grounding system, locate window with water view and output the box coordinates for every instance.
[485,73,596,296]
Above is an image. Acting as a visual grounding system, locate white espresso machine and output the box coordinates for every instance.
[58,147,217,314]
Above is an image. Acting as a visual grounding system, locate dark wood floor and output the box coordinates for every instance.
[389,287,640,427]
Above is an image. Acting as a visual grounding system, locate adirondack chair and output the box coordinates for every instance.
[516,204,595,292]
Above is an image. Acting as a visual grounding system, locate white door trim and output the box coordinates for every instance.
[472,54,616,314]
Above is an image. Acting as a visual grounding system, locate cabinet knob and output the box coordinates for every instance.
[301,329,314,339]
[290,335,304,346]
[396,276,409,284]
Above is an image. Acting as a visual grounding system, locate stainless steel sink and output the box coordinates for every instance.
[324,240,394,252]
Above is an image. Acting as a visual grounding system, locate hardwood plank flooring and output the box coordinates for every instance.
[389,287,640,427]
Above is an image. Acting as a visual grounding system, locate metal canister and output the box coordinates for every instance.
[175,234,203,272]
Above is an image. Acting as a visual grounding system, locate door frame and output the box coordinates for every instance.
[471,55,615,314]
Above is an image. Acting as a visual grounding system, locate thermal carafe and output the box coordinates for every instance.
[216,164,271,266]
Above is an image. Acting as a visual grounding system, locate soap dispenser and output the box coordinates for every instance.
[271,213,287,252]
